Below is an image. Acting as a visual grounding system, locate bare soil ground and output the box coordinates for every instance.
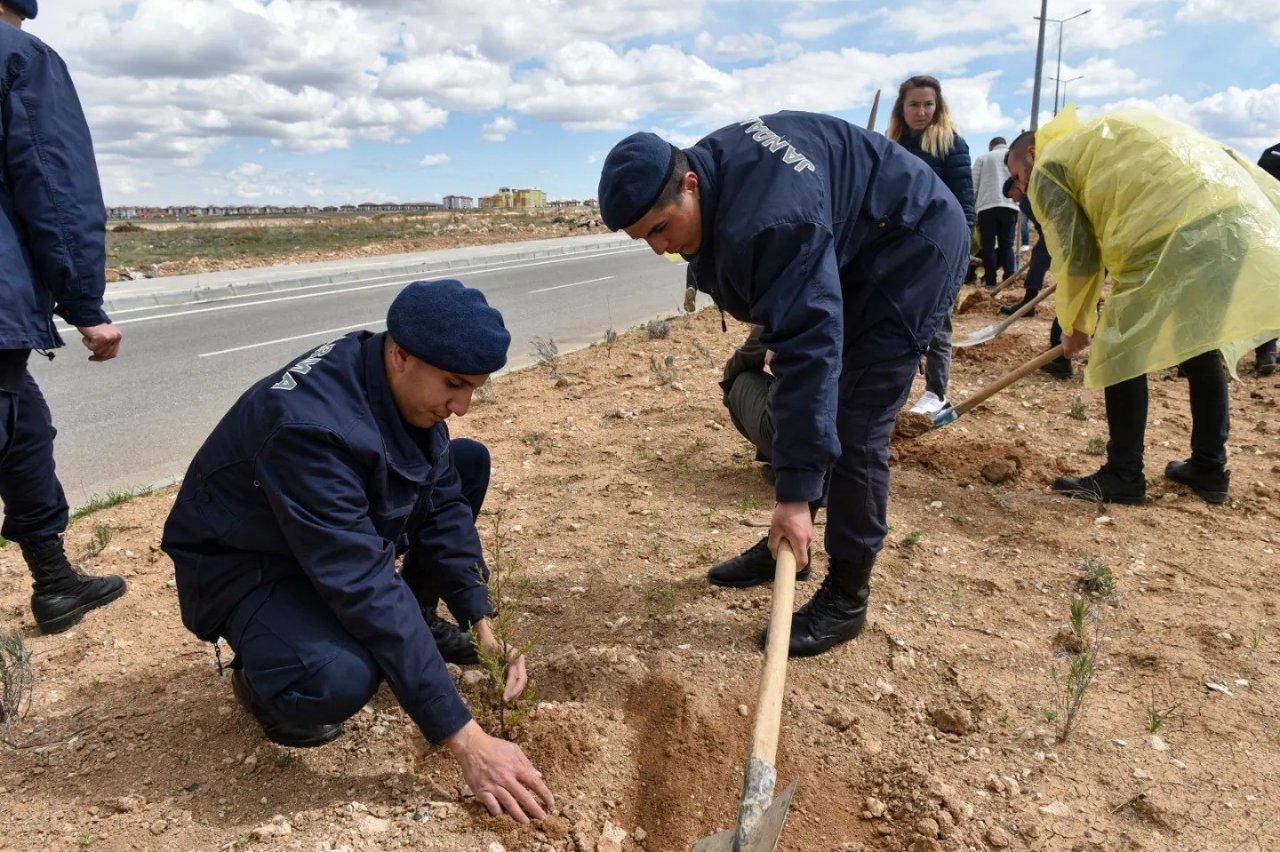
[2,284,1279,852]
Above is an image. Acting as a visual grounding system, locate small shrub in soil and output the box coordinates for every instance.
[1077,554,1116,599]
[1051,598,1102,742]
[1069,395,1088,421]
[0,627,33,735]
[473,511,537,739]
[646,319,672,340]
[1086,437,1107,455]
[530,336,559,366]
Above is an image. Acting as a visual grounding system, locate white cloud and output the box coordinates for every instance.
[1178,0,1280,42]
[692,31,779,62]
[483,115,517,142]
[1101,84,1280,153]
[419,153,450,166]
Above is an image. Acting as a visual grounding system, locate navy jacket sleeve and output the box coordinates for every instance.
[4,41,109,328]
[944,135,976,227]
[255,423,472,745]
[409,439,491,627]
[735,221,843,503]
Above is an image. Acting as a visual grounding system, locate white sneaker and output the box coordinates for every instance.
[909,391,947,415]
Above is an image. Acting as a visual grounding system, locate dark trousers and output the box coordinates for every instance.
[0,369,70,546]
[1103,351,1229,480]
[1259,339,1278,362]
[978,207,1019,287]
[1024,238,1051,297]
[725,369,775,463]
[826,351,919,566]
[224,438,491,727]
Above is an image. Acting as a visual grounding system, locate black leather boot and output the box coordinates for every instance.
[1164,459,1230,504]
[21,538,127,634]
[707,536,812,589]
[1000,296,1036,317]
[424,609,481,665]
[1052,466,1147,505]
[231,669,343,748]
[760,559,873,657]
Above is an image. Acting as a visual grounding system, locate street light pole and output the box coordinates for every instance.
[1051,75,1084,112]
[1030,0,1049,130]
[1034,8,1091,120]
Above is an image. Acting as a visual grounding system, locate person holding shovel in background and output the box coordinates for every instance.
[1005,107,1280,506]
[598,111,969,657]
[162,280,553,824]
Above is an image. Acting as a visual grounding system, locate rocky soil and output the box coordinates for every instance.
[2,282,1279,852]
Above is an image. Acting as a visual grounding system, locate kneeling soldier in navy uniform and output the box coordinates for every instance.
[599,112,969,657]
[162,280,553,824]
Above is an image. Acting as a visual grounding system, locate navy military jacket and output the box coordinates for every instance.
[896,131,976,227]
[684,111,967,503]
[0,27,110,350]
[162,331,488,743]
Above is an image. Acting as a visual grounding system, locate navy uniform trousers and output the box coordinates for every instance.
[0,361,71,546]
[224,438,491,727]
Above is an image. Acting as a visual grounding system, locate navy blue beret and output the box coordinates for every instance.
[598,131,677,231]
[386,279,510,375]
[7,0,36,19]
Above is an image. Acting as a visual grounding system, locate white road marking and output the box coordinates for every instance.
[198,320,385,358]
[99,245,646,321]
[527,275,613,294]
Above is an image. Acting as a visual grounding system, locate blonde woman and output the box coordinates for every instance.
[887,75,975,415]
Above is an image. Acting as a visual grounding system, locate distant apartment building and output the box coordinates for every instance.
[478,186,546,210]
[443,195,475,210]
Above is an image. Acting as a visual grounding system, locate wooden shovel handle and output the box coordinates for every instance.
[952,344,1067,419]
[750,541,798,766]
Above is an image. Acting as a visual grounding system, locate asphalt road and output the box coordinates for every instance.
[33,241,692,508]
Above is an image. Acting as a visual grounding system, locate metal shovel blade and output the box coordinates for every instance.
[691,780,798,852]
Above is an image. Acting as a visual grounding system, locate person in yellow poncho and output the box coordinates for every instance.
[1005,107,1280,506]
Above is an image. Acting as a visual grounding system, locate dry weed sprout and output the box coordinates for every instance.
[0,627,33,736]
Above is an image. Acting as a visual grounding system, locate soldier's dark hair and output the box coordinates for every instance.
[654,147,691,209]
[989,136,1007,150]
[1006,130,1037,165]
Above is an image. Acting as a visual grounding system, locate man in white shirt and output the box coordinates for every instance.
[972,137,1021,288]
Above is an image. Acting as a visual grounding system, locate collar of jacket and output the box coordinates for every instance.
[361,331,432,483]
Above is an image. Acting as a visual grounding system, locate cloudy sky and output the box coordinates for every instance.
[27,0,1280,206]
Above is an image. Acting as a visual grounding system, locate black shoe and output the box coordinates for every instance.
[758,560,873,658]
[425,610,481,665]
[231,669,343,748]
[1000,301,1036,317]
[1259,354,1278,376]
[1040,357,1073,379]
[759,464,777,486]
[707,537,812,589]
[1164,459,1230,504]
[1052,467,1147,505]
[21,538,127,635]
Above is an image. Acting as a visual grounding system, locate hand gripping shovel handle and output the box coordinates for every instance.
[933,344,1067,429]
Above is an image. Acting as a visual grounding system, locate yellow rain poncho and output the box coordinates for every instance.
[1029,106,1280,388]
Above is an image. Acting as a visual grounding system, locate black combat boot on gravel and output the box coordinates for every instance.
[1164,459,1230,504]
[231,669,343,748]
[1040,357,1073,379]
[1051,466,1147,505]
[424,609,481,665]
[759,559,873,657]
[1000,297,1036,317]
[707,536,812,589]
[21,538,127,634]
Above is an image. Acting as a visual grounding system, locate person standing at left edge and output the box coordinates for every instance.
[599,112,969,657]
[0,0,128,634]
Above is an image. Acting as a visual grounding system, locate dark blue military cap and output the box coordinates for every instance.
[598,131,677,231]
[386,279,510,375]
[7,0,36,19]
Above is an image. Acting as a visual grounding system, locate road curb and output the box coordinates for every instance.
[103,236,633,314]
